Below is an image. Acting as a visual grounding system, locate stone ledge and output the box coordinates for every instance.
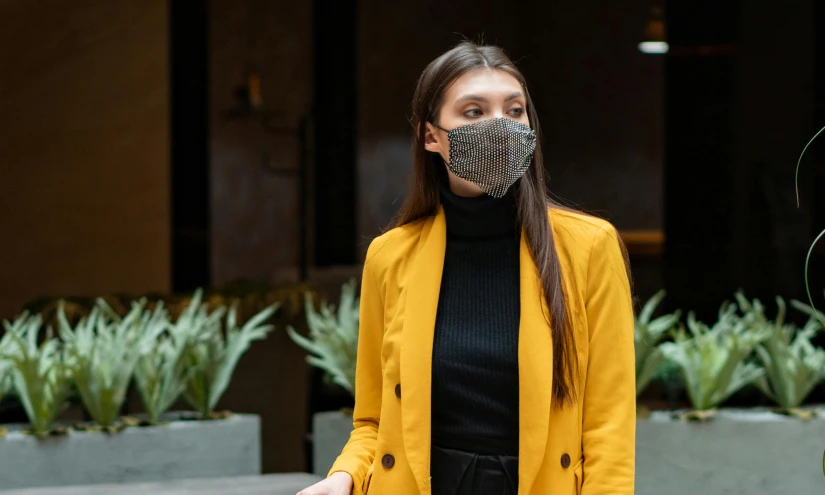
[0,474,323,495]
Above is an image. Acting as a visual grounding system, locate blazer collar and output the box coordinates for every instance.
[399,207,553,495]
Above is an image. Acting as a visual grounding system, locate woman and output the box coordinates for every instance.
[298,40,635,495]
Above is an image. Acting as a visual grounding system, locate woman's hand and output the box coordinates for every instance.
[296,471,353,495]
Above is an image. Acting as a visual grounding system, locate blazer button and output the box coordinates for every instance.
[394,383,401,398]
[382,453,395,469]
[560,453,571,469]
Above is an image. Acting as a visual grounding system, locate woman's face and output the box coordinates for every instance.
[425,68,530,197]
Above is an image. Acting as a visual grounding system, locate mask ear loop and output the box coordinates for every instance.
[431,122,450,133]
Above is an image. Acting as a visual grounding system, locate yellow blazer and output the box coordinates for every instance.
[329,206,636,495]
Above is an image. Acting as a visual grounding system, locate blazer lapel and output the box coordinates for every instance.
[517,230,553,495]
[400,208,446,495]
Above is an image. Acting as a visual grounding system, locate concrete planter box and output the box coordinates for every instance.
[636,406,825,495]
[314,406,825,494]
[0,412,261,490]
[312,410,353,476]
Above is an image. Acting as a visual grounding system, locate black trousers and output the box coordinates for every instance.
[430,444,519,495]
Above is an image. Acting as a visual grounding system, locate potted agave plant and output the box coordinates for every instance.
[633,289,681,414]
[58,299,165,431]
[735,292,825,418]
[0,290,277,491]
[286,278,359,476]
[2,311,72,438]
[635,291,825,495]
[0,330,13,438]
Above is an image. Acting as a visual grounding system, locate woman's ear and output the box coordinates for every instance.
[423,122,444,154]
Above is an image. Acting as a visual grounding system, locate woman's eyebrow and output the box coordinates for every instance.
[454,92,524,104]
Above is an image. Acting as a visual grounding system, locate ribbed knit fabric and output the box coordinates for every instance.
[430,178,521,457]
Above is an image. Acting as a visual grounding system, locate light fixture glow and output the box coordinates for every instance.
[639,5,667,55]
[638,41,669,54]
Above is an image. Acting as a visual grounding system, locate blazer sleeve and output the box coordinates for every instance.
[327,243,385,495]
[581,225,636,494]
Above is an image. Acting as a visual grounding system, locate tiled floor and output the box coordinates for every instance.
[0,474,323,495]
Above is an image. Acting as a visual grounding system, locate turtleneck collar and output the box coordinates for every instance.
[438,178,520,239]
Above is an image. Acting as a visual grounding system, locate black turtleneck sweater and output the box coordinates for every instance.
[430,180,521,457]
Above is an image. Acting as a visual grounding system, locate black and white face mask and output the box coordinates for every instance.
[433,117,537,198]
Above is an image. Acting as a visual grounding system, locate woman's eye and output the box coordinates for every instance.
[464,108,483,117]
[509,107,525,116]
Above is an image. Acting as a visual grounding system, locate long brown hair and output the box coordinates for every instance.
[393,40,632,408]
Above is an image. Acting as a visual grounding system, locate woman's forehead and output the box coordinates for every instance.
[444,69,523,102]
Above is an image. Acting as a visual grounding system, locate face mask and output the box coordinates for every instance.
[433,117,537,198]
